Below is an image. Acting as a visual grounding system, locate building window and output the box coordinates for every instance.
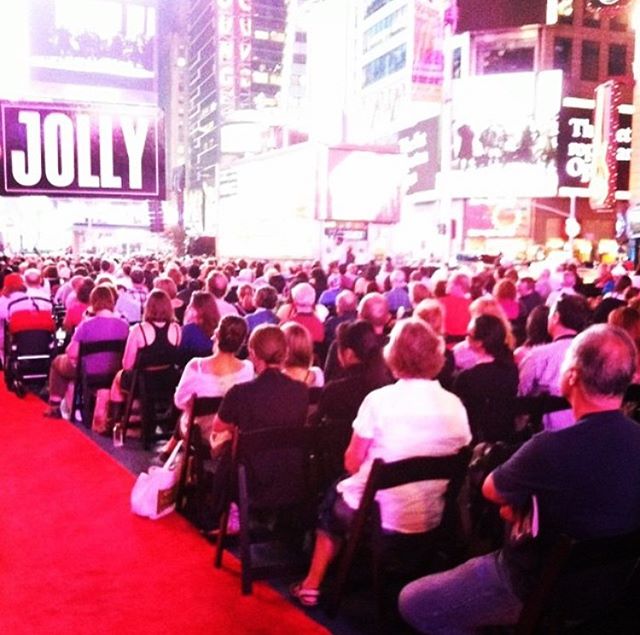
[553,37,572,76]
[582,0,600,28]
[608,43,626,76]
[363,43,406,86]
[478,45,535,74]
[295,31,307,43]
[452,46,462,79]
[365,0,393,19]
[581,40,599,81]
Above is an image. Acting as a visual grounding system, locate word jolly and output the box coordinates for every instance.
[10,110,149,190]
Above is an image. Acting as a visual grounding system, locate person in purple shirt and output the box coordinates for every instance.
[245,285,279,333]
[46,285,129,418]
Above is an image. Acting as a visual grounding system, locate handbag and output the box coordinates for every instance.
[130,441,183,519]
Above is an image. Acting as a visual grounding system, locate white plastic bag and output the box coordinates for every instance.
[130,441,183,519]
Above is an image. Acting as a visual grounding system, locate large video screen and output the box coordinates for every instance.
[450,70,562,198]
[326,149,403,223]
[0,1,157,105]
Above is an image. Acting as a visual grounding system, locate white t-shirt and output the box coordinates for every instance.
[175,358,254,440]
[337,378,471,534]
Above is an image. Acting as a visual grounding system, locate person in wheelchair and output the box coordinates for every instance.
[44,285,129,419]
[0,273,28,365]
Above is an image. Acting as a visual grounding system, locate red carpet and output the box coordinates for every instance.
[0,384,328,635]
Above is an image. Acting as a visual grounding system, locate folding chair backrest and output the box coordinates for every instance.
[511,395,571,434]
[192,396,223,419]
[236,425,314,509]
[78,339,126,384]
[515,526,640,635]
[326,446,472,617]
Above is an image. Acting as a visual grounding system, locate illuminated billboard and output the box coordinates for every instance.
[326,148,403,223]
[0,100,165,199]
[449,70,562,198]
[556,96,631,198]
[0,1,157,105]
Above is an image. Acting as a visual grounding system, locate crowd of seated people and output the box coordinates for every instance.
[2,252,640,627]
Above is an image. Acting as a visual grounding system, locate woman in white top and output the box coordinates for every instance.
[291,319,471,606]
[281,321,324,388]
[171,314,254,450]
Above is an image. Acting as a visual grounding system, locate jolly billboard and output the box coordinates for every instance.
[0,100,165,199]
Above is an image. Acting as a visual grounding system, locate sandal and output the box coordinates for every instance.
[289,582,320,607]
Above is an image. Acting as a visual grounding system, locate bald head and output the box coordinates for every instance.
[336,289,357,315]
[358,292,390,333]
[563,324,636,399]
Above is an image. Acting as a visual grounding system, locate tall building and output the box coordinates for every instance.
[185,0,287,197]
[316,0,637,260]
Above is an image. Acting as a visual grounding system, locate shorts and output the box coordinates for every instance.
[317,481,357,538]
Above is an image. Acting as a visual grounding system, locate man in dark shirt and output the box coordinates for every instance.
[399,324,640,634]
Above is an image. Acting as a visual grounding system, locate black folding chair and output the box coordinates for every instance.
[515,526,640,634]
[176,396,223,513]
[326,446,472,618]
[72,339,126,427]
[511,394,571,437]
[214,425,317,595]
[122,352,180,450]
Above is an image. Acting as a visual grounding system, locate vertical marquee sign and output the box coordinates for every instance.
[0,101,165,199]
[217,0,253,118]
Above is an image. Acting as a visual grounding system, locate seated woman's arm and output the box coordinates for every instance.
[122,325,144,370]
[344,432,372,475]
[174,359,198,411]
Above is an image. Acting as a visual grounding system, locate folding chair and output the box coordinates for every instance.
[72,338,126,427]
[176,395,223,513]
[214,425,317,595]
[515,526,640,634]
[326,446,472,618]
[122,351,180,450]
[511,394,571,437]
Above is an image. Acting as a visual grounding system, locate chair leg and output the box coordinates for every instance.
[238,465,252,595]
[214,501,230,569]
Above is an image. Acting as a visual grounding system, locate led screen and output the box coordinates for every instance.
[449,70,562,198]
[0,0,157,105]
[326,149,403,223]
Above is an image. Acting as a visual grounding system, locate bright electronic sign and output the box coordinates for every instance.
[0,0,158,105]
[449,70,562,198]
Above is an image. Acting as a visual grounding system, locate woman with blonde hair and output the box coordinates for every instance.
[291,319,471,606]
[281,321,325,387]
